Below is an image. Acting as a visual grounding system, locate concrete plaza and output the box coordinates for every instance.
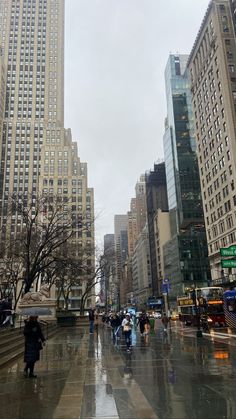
[0,324,236,419]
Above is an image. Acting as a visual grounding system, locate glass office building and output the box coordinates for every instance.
[163,55,211,300]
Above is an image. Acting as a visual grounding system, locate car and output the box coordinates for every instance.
[154,312,162,319]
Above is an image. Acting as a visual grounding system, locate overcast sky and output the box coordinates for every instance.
[64,0,210,248]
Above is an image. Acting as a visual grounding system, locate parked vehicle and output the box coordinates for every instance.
[170,311,178,321]
[223,289,236,328]
[178,287,225,328]
[154,312,162,319]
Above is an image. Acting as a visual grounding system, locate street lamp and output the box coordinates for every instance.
[191,286,203,338]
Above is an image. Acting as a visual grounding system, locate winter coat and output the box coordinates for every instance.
[24,320,45,363]
[110,316,121,328]
[138,315,149,333]
[88,309,95,321]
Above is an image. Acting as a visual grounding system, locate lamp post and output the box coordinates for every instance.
[191,286,203,338]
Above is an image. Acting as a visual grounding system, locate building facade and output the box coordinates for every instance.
[0,0,65,228]
[0,0,95,308]
[101,234,115,310]
[145,162,169,296]
[114,214,128,309]
[132,224,152,308]
[163,54,210,300]
[153,209,171,285]
[188,0,236,285]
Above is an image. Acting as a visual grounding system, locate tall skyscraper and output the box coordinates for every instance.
[145,162,169,296]
[101,234,115,310]
[0,1,95,308]
[0,0,65,221]
[188,0,236,285]
[114,214,128,308]
[132,224,152,307]
[127,198,137,257]
[135,175,147,236]
[163,54,210,299]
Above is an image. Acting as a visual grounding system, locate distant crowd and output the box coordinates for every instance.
[88,308,170,353]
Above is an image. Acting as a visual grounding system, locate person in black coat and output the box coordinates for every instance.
[137,312,149,336]
[88,308,95,334]
[23,316,46,378]
[110,313,121,341]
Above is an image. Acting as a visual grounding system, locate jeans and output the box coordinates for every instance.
[89,320,94,333]
[2,315,13,327]
[124,330,132,349]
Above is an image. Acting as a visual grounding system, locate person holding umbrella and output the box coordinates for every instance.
[23,316,46,378]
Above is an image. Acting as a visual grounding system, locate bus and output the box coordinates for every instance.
[223,290,236,329]
[178,287,225,327]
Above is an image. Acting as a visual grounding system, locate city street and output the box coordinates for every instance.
[0,324,236,419]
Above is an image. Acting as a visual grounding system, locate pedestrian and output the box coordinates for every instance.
[144,315,151,335]
[110,313,121,341]
[94,311,99,332]
[162,312,169,332]
[0,299,4,325]
[1,298,13,328]
[137,312,149,336]
[88,307,95,334]
[154,317,159,332]
[23,316,46,378]
[137,312,145,336]
[122,313,133,352]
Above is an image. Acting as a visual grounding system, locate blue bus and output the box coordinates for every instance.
[223,290,236,328]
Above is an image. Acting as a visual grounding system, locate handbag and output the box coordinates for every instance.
[123,324,130,332]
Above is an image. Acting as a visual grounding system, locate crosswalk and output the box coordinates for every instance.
[172,322,236,346]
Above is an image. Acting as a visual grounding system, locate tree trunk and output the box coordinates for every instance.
[80,296,85,316]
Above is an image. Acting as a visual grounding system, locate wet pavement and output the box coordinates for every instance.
[1,323,236,419]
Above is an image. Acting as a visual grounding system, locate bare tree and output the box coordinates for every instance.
[0,253,24,311]
[79,255,114,315]
[5,194,73,293]
[0,194,96,311]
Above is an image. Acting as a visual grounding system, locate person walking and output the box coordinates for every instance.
[0,299,5,325]
[110,313,121,341]
[137,312,145,336]
[1,298,13,328]
[122,313,133,352]
[23,316,46,378]
[162,312,170,332]
[138,312,150,336]
[88,307,95,334]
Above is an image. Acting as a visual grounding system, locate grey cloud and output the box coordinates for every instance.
[65,0,210,243]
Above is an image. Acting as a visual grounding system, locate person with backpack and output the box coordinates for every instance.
[121,313,133,352]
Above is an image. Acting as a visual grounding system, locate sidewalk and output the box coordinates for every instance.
[0,326,236,418]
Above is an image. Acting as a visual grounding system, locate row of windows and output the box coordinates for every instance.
[209,215,234,240]
[43,179,82,186]
[207,198,233,222]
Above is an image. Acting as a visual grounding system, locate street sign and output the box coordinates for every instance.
[220,246,236,257]
[162,283,171,293]
[221,259,236,268]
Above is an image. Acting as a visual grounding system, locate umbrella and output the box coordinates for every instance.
[19,307,52,316]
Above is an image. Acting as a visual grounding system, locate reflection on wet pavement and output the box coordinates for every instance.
[0,325,236,418]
